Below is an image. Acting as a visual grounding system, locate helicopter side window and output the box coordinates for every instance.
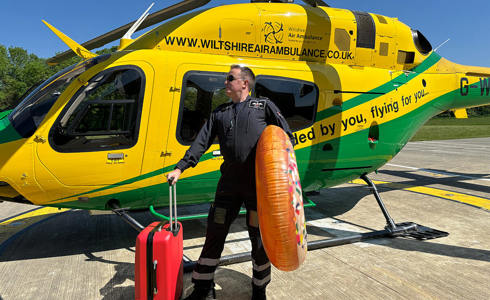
[51,66,145,152]
[178,72,228,144]
[254,76,318,131]
[397,50,415,65]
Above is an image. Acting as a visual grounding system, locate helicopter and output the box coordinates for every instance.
[0,0,489,235]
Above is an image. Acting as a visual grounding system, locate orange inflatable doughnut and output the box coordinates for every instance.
[255,125,307,271]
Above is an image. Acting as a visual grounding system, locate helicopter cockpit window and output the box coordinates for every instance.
[9,64,85,138]
[51,66,144,152]
[254,76,318,131]
[178,72,228,144]
[8,54,111,138]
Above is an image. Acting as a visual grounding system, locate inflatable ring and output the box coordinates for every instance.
[255,125,307,271]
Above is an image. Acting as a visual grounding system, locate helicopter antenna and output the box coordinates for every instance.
[433,38,450,52]
[123,2,155,40]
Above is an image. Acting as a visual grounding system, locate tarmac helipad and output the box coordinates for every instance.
[1,138,489,300]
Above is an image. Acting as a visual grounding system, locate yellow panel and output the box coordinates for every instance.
[355,48,374,67]
[452,109,468,119]
[334,28,351,51]
[221,19,256,44]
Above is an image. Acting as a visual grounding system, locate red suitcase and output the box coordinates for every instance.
[135,182,183,300]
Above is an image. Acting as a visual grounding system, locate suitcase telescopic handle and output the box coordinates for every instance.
[168,178,177,231]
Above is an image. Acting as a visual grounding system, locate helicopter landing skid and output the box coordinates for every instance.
[359,173,448,240]
[109,202,145,232]
[182,174,448,272]
[388,222,448,240]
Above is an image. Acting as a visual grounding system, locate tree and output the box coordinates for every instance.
[0,45,9,106]
[0,46,53,110]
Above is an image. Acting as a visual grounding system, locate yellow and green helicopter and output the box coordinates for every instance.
[0,0,488,233]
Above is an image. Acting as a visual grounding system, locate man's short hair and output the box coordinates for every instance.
[230,64,255,89]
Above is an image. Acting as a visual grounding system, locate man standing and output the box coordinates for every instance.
[167,65,293,300]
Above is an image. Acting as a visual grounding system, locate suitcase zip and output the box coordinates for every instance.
[147,230,155,300]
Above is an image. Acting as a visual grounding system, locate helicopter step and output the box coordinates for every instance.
[359,174,448,238]
[389,222,449,240]
[359,173,449,239]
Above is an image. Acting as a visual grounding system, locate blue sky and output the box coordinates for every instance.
[1,0,489,66]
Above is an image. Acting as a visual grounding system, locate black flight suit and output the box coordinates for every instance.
[175,96,293,291]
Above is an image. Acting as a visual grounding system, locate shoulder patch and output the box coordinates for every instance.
[249,99,266,110]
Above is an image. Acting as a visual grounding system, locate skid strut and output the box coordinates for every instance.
[183,174,448,272]
[110,203,145,232]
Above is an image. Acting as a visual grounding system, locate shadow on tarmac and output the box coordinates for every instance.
[0,187,366,262]
[379,169,490,196]
[306,224,490,263]
[83,252,135,299]
[78,251,253,299]
[1,176,488,265]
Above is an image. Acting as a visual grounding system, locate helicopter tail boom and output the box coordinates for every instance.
[432,58,490,111]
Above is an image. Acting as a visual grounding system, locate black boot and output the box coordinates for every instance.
[251,286,266,300]
[184,285,216,300]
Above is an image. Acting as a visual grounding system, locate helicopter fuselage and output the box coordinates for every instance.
[0,3,489,210]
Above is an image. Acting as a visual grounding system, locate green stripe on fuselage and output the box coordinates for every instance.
[0,112,23,145]
[50,87,458,210]
[52,52,443,205]
[50,150,217,202]
[316,52,442,121]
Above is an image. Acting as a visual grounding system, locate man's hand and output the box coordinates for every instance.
[167,168,182,185]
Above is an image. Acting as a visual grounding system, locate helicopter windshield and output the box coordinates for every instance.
[8,54,110,138]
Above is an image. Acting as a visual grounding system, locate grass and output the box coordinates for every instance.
[410,115,490,141]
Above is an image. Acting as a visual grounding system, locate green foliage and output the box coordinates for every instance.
[0,44,117,111]
[411,116,490,141]
[435,106,490,118]
[0,46,52,109]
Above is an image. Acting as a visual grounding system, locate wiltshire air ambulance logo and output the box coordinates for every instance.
[263,22,284,44]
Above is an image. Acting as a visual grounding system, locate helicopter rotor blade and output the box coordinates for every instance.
[46,0,210,65]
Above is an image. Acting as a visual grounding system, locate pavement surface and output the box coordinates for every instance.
[0,138,489,300]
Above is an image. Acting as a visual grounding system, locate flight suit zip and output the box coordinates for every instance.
[233,110,238,160]
[246,110,251,134]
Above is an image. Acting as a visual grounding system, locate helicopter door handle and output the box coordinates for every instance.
[107,153,124,164]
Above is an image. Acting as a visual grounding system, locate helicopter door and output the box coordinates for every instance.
[167,67,228,204]
[35,64,152,187]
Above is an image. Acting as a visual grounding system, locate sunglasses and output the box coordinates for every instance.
[226,74,241,82]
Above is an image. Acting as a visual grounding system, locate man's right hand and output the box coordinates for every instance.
[166,168,182,185]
